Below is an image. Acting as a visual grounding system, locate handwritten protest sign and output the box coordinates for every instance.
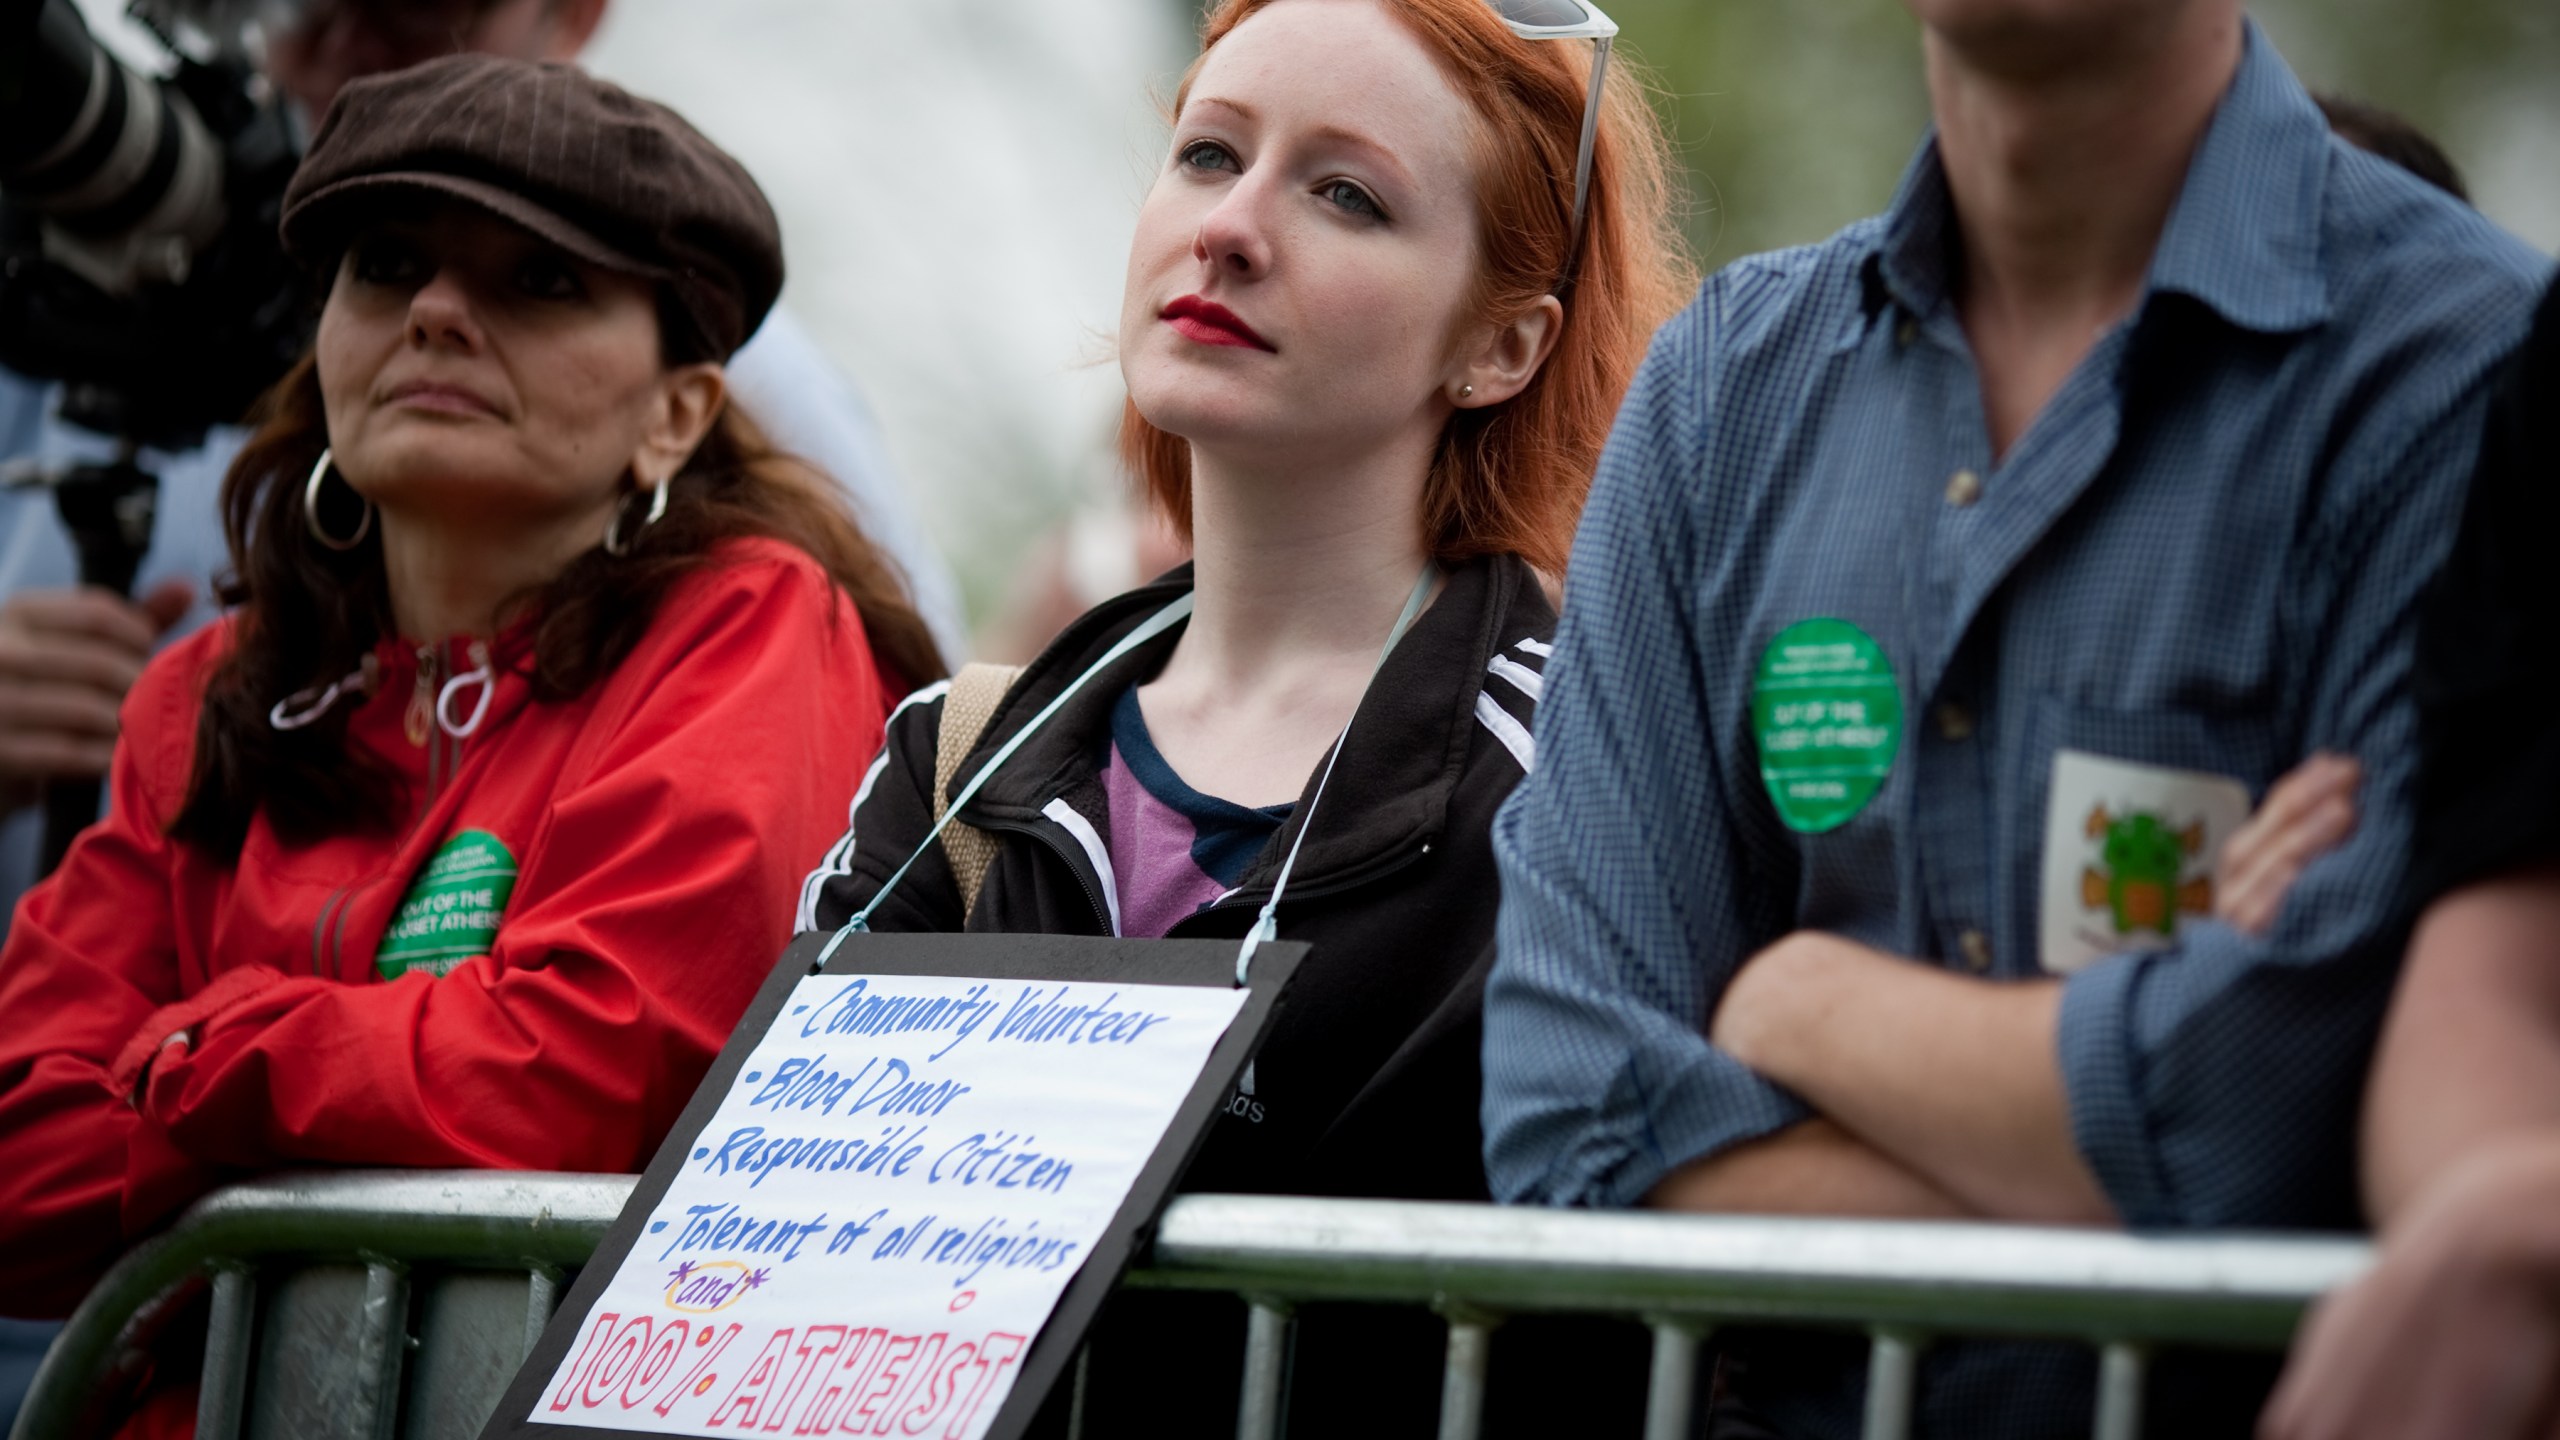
[487,932,1303,1440]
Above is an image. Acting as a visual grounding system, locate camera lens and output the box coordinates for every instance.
[3,0,229,292]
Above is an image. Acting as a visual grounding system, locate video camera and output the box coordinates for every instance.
[2,0,307,448]
[1,0,309,870]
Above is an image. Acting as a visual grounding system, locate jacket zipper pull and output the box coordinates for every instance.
[436,639,496,741]
[405,643,440,748]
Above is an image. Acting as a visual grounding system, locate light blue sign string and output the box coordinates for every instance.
[814,562,1438,988]
[1231,562,1438,987]
[814,592,1196,971]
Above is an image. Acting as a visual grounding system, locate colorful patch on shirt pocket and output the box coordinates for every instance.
[2037,748,2253,976]
[376,828,519,980]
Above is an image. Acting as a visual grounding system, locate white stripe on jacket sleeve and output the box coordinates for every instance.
[1487,652,1544,702]
[795,679,951,932]
[1474,691,1535,773]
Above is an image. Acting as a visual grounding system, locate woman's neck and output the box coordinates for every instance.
[377,504,605,642]
[1131,436,1437,810]
[1174,439,1435,688]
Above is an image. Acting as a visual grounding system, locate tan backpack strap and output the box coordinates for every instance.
[932,662,1024,920]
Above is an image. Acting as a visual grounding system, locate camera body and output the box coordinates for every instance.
[0,0,310,872]
[1,0,309,452]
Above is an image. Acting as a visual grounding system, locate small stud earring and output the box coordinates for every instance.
[1458,384,1475,400]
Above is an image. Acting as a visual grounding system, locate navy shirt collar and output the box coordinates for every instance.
[1868,20,2332,337]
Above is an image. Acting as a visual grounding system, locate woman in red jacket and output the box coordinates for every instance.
[0,55,940,1321]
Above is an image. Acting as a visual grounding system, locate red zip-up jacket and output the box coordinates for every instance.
[0,538,893,1321]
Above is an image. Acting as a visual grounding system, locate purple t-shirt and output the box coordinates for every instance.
[1101,685,1291,939]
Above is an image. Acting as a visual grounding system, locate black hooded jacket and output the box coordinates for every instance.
[797,554,1653,1437]
[799,553,1552,1203]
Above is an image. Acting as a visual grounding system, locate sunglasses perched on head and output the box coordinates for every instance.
[1485,0,1618,257]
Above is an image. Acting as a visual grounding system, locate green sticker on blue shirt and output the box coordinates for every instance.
[1752,618,1902,833]
[376,828,518,980]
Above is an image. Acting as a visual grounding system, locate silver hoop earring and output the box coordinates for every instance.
[602,478,671,557]
[303,448,374,551]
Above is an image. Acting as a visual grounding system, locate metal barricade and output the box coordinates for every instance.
[1134,1196,2374,1440]
[12,1174,2372,1440]
[8,1172,632,1440]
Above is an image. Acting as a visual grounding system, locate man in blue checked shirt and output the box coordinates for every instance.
[1482,0,2551,1432]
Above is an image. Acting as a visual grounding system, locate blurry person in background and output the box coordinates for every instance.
[799,0,1694,1430]
[975,486,1191,662]
[0,57,938,1436]
[259,0,595,107]
[0,0,962,935]
[2316,93,2470,202]
[2260,274,2559,1440]
[1481,0,2548,1431]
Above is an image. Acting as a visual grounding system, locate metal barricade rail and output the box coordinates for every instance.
[9,1172,632,1440]
[11,1173,2372,1440]
[1137,1196,2373,1440]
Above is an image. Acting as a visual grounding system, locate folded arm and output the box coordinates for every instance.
[140,564,885,1173]
[2054,393,2493,1228]
[1707,934,2109,1222]
[1644,1116,1973,1219]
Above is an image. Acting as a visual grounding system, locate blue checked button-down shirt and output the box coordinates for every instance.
[1485,24,2550,1239]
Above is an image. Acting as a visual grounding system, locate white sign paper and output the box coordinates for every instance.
[534,973,1248,1438]
[2038,749,2252,975]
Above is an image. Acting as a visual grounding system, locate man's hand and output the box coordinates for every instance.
[2262,1135,2560,1440]
[2217,752,2360,936]
[0,579,193,812]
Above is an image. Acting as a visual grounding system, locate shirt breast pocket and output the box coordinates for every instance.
[2018,699,2283,977]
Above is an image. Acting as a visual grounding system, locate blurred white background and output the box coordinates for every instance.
[581,0,1190,632]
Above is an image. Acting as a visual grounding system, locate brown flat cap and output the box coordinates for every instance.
[281,55,783,360]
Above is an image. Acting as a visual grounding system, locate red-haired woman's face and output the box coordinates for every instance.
[1121,0,1488,472]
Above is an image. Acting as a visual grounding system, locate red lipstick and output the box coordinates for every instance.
[1161,295,1275,352]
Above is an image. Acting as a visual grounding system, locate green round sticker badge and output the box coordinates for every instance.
[1752,618,1902,834]
[376,828,519,980]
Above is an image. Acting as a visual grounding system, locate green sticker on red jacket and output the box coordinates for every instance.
[1752,618,1902,834]
[376,829,518,980]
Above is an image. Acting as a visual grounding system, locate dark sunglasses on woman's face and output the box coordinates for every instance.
[1485,0,1617,249]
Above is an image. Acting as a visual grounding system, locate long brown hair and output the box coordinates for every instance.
[1123,0,1697,576]
[171,308,946,858]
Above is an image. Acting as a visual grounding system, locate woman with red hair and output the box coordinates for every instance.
[801,0,1691,1429]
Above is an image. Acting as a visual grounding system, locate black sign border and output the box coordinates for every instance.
[481,930,1307,1440]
